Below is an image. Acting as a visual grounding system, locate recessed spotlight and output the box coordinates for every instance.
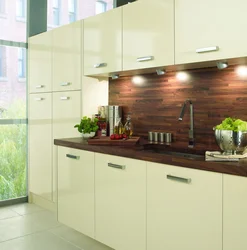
[111,74,119,80]
[236,66,247,77]
[176,72,189,81]
[156,69,166,75]
[216,62,228,70]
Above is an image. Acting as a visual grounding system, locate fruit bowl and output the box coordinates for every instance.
[214,129,247,154]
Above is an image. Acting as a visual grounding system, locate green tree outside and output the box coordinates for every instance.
[0,100,27,201]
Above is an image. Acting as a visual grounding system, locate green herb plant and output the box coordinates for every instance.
[74,116,99,134]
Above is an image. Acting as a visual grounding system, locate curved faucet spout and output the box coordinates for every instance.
[178,99,194,148]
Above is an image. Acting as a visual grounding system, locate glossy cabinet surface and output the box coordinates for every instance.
[84,7,122,76]
[95,153,146,250]
[175,0,247,64]
[52,21,81,91]
[28,32,52,93]
[29,93,52,201]
[223,174,247,250]
[123,0,174,71]
[58,147,95,238]
[147,162,222,250]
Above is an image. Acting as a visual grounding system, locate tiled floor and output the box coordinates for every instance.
[0,203,113,250]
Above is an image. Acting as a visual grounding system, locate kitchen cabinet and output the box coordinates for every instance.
[29,93,52,201]
[28,31,52,93]
[58,147,95,238]
[52,21,81,91]
[147,162,222,250]
[223,174,247,250]
[52,90,81,202]
[175,0,247,64]
[123,0,174,71]
[84,7,122,76]
[95,153,146,250]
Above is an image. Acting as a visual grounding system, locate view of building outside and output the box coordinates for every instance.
[47,0,113,30]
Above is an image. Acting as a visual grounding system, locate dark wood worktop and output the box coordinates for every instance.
[54,137,247,177]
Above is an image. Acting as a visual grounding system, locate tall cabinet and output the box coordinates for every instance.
[28,20,108,205]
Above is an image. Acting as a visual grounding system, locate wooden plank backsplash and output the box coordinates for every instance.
[109,66,247,151]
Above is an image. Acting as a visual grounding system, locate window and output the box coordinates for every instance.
[0,46,7,78]
[53,0,61,26]
[96,1,107,14]
[69,0,76,23]
[0,0,5,14]
[16,0,26,18]
[18,48,26,78]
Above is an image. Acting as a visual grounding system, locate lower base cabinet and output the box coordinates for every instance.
[57,147,95,238]
[95,153,146,250]
[223,174,247,250]
[147,162,222,250]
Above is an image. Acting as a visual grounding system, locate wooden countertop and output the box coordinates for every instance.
[54,137,247,177]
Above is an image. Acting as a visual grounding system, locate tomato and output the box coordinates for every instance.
[122,133,127,138]
[110,134,115,140]
[115,134,120,140]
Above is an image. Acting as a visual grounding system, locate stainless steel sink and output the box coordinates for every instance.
[142,148,204,159]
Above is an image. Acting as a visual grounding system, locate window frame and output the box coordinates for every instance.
[0,46,7,79]
[18,47,26,79]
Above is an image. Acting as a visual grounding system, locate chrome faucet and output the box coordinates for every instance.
[178,99,194,148]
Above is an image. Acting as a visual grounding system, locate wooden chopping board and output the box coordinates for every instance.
[88,136,140,146]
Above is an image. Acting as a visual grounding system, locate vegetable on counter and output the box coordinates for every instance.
[215,117,247,131]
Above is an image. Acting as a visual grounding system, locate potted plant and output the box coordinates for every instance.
[74,116,98,138]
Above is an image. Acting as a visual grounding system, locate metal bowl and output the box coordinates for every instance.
[214,129,247,154]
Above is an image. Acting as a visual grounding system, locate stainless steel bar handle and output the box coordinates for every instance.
[60,96,70,100]
[108,163,126,170]
[60,82,71,86]
[35,85,44,88]
[136,56,154,62]
[34,97,44,101]
[196,46,219,53]
[167,174,191,184]
[94,63,107,68]
[66,154,80,160]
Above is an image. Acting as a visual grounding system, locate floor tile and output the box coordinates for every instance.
[23,210,61,231]
[10,203,44,215]
[0,215,43,242]
[0,207,20,220]
[0,231,81,250]
[49,225,114,250]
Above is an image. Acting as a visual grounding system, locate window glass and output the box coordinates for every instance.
[96,1,107,14]
[0,0,27,42]
[47,0,114,30]
[18,48,26,78]
[0,0,5,14]
[0,46,7,78]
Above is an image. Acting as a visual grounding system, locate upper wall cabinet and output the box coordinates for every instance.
[84,7,122,76]
[28,32,52,93]
[123,1,174,71]
[52,21,81,91]
[175,0,247,64]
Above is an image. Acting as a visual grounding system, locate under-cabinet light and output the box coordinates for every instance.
[216,62,228,70]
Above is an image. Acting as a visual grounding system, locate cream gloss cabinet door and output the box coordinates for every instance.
[29,93,52,201]
[28,31,52,93]
[223,174,247,250]
[147,162,222,250]
[84,7,122,76]
[58,147,95,238]
[175,0,247,64]
[122,0,174,71]
[52,21,81,91]
[95,153,146,250]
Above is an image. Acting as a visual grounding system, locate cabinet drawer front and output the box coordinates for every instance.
[58,147,95,238]
[29,93,52,120]
[95,153,146,250]
[147,162,222,250]
[123,1,174,71]
[53,21,81,91]
[175,0,247,64]
[29,32,52,93]
[84,7,122,75]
